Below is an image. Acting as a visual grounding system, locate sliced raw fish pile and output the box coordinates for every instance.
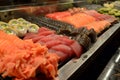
[46,11,71,20]
[58,13,96,28]
[24,27,83,62]
[67,7,116,22]
[0,31,59,80]
[46,7,117,34]
[67,7,117,23]
[83,10,117,23]
[84,20,111,33]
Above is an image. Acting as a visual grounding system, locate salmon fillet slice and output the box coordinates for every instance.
[59,13,96,28]
[84,20,111,34]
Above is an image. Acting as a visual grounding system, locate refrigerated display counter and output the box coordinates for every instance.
[0,1,120,80]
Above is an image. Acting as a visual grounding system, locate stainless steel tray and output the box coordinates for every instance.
[97,47,120,80]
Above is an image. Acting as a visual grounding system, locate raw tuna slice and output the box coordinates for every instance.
[51,44,73,58]
[70,41,83,57]
[38,30,55,36]
[32,36,45,42]
[24,33,38,40]
[38,27,50,33]
[36,40,45,46]
[45,40,62,48]
[39,35,54,43]
[48,49,68,62]
[24,27,83,62]
[38,27,55,36]
[57,36,74,45]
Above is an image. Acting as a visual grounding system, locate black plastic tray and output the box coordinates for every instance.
[97,47,120,80]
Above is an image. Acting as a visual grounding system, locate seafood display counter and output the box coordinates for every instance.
[0,1,120,80]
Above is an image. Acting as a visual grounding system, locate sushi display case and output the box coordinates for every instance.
[0,1,120,80]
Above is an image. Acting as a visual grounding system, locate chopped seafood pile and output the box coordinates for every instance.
[0,30,59,80]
